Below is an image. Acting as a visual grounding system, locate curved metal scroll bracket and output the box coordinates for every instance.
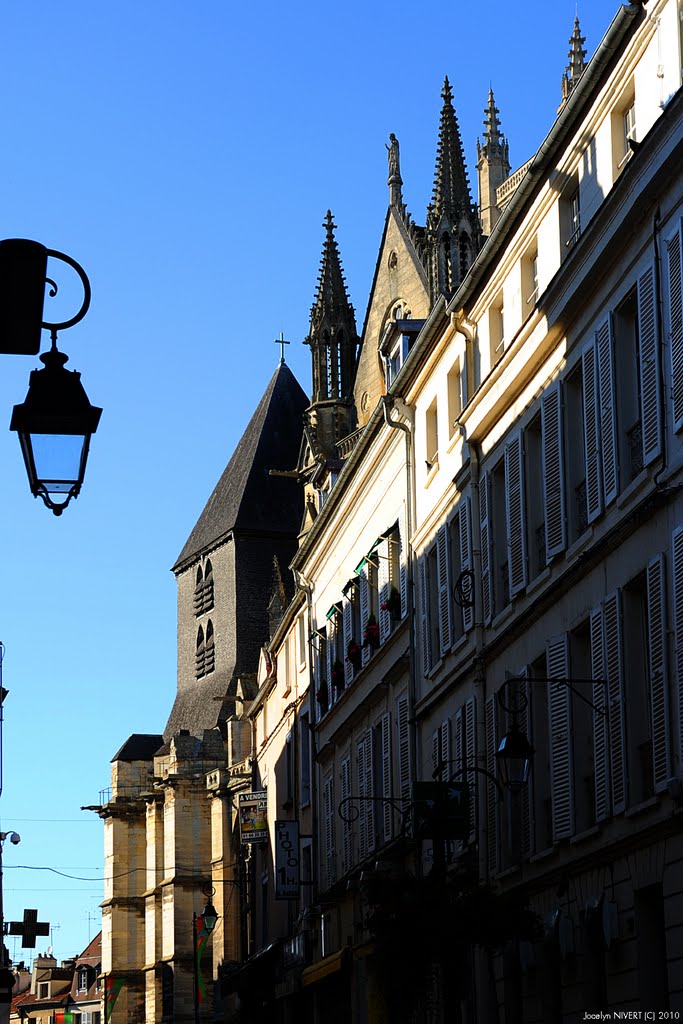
[338,795,411,829]
[42,248,91,333]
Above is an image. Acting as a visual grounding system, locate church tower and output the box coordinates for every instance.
[559,16,588,109]
[476,89,511,237]
[305,211,359,437]
[426,78,481,302]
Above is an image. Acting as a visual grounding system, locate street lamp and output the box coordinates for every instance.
[193,892,219,1024]
[0,239,101,514]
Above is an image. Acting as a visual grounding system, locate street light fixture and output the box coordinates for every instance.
[0,239,101,514]
[193,891,219,1024]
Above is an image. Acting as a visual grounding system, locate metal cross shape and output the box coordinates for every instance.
[7,908,50,948]
[274,331,290,364]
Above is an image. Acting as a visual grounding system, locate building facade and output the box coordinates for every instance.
[100,1,683,1020]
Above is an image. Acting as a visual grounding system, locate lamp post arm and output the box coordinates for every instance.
[42,249,91,333]
[446,763,507,800]
[525,676,607,716]
[338,795,412,827]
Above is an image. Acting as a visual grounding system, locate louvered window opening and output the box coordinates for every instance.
[194,578,214,616]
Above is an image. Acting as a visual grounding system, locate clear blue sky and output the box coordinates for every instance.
[0,0,622,962]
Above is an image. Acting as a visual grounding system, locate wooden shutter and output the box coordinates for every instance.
[479,471,493,624]
[396,691,411,808]
[436,524,452,656]
[485,696,499,874]
[419,554,431,676]
[465,696,477,835]
[505,433,527,595]
[666,224,683,431]
[637,265,662,466]
[340,755,353,874]
[326,617,334,698]
[357,733,374,860]
[323,772,336,886]
[547,635,574,839]
[460,496,474,632]
[432,720,450,781]
[590,606,610,822]
[604,591,627,814]
[542,382,567,559]
[672,528,683,768]
[646,555,670,792]
[360,566,371,667]
[343,597,354,685]
[582,342,603,523]
[398,504,408,618]
[379,712,392,843]
[596,316,619,506]
[378,538,391,643]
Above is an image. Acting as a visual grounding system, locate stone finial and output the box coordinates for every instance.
[386,132,403,207]
[430,76,473,225]
[560,16,588,105]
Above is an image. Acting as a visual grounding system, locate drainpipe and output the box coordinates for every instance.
[381,396,419,855]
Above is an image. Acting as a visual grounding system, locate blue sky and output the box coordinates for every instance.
[0,0,623,961]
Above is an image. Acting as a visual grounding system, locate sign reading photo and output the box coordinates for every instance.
[239,791,268,844]
[275,820,300,899]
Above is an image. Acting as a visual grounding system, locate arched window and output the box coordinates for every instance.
[203,560,214,613]
[459,230,471,283]
[196,626,205,679]
[194,566,204,616]
[323,330,331,399]
[442,233,453,291]
[205,620,215,675]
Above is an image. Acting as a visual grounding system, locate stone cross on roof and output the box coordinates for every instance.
[7,908,50,948]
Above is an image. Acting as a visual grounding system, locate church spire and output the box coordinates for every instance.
[560,16,587,107]
[426,78,480,303]
[477,88,511,237]
[305,211,359,408]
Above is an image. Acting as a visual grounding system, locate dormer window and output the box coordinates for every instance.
[77,966,89,992]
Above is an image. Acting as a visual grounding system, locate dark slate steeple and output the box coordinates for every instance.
[303,212,359,463]
[426,78,481,302]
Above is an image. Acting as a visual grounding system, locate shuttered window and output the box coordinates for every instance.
[357,732,375,861]
[582,342,603,523]
[665,222,683,431]
[646,555,670,793]
[378,536,392,643]
[604,591,627,813]
[323,772,336,888]
[399,504,408,618]
[480,471,493,624]
[596,315,619,506]
[343,596,354,686]
[673,528,683,765]
[505,433,527,595]
[542,383,567,559]
[485,696,499,874]
[460,496,474,632]
[418,554,431,676]
[432,719,450,782]
[376,712,392,845]
[436,524,452,656]
[340,755,353,874]
[590,606,610,822]
[637,265,661,466]
[396,691,411,811]
[547,635,574,839]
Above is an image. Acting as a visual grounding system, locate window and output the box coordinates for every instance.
[612,89,636,177]
[194,560,214,616]
[357,732,375,861]
[195,626,205,679]
[373,713,392,846]
[204,620,215,675]
[447,360,462,440]
[491,459,509,613]
[77,967,89,992]
[325,606,344,704]
[425,397,438,469]
[568,620,595,834]
[297,614,306,669]
[447,499,474,642]
[528,656,552,852]
[524,415,545,580]
[459,229,471,283]
[489,295,505,368]
[613,289,643,484]
[522,242,539,310]
[564,364,588,542]
[300,712,311,806]
[39,983,49,999]
[561,180,581,252]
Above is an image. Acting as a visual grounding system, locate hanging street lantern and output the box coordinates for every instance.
[496,719,535,793]
[0,240,101,514]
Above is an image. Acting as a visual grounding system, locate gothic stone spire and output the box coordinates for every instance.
[476,88,511,237]
[561,16,587,106]
[430,77,473,226]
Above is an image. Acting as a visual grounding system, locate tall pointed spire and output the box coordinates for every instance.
[305,211,359,410]
[430,77,473,225]
[560,16,587,107]
[426,78,480,302]
[476,88,511,238]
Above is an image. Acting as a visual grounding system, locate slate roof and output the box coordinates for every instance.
[111,733,164,763]
[173,362,308,573]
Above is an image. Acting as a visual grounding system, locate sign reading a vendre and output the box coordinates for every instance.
[275,820,300,899]
[239,791,268,844]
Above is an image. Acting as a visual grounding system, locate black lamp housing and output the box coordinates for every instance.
[495,720,535,793]
[202,899,219,934]
[10,346,102,515]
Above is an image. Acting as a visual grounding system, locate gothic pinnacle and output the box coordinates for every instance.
[308,211,356,334]
[560,15,587,105]
[430,76,472,226]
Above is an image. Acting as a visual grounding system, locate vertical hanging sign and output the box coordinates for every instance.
[274,819,300,899]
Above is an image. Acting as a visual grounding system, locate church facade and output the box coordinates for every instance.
[99,1,683,1020]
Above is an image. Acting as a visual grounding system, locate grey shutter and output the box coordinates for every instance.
[480,471,493,624]
[547,635,574,839]
[378,538,391,643]
[343,597,354,685]
[325,617,334,706]
[485,696,499,874]
[666,224,683,431]
[360,567,371,667]
[637,265,662,466]
[582,342,603,523]
[542,382,567,559]
[646,555,670,792]
[399,504,408,618]
[436,524,452,656]
[396,692,411,808]
[465,696,477,835]
[379,712,392,843]
[591,606,610,822]
[419,554,431,675]
[323,772,336,886]
[672,528,683,768]
[357,734,371,860]
[596,316,619,506]
[604,591,627,814]
[340,755,352,874]
[460,496,474,631]
[505,433,527,595]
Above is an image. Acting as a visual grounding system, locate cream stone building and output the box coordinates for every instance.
[98,1,683,1021]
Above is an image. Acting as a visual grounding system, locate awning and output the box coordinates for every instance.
[301,947,349,988]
